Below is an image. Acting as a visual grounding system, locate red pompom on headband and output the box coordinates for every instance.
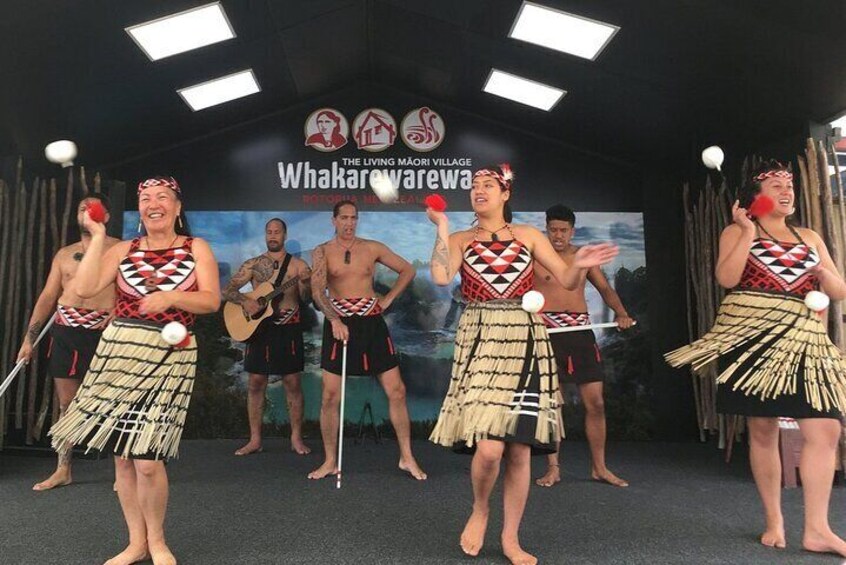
[473,163,514,190]
[137,176,181,196]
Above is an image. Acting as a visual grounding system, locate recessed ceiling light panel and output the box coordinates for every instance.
[483,69,566,111]
[509,1,619,60]
[126,2,235,61]
[178,69,261,111]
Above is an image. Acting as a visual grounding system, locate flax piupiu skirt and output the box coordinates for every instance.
[665,290,846,418]
[430,300,563,455]
[49,318,198,460]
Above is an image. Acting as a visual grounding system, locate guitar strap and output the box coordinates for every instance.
[272,253,293,287]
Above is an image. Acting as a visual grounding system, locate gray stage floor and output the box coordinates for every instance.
[1,438,845,564]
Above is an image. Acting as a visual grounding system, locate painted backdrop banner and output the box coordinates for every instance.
[124,210,651,439]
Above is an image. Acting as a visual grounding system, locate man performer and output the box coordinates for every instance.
[534,205,634,488]
[17,195,119,491]
[308,200,426,480]
[223,218,312,456]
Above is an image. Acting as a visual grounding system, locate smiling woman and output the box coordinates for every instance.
[48,175,221,565]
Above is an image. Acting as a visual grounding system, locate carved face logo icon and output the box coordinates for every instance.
[304,108,349,152]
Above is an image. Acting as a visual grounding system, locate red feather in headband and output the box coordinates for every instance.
[498,163,514,189]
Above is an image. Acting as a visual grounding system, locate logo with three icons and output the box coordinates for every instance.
[304,107,445,153]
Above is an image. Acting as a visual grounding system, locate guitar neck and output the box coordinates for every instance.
[263,277,298,301]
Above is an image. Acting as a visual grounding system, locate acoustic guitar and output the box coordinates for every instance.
[223,276,301,342]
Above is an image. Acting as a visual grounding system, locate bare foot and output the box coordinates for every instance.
[149,540,177,565]
[32,468,72,491]
[502,538,537,565]
[760,526,786,549]
[103,544,149,565]
[803,528,846,557]
[591,468,629,488]
[234,442,263,456]
[307,460,338,480]
[399,458,427,480]
[290,438,311,455]
[460,509,488,557]
[535,465,560,487]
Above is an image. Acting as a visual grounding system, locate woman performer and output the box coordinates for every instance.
[666,160,846,556]
[426,164,618,565]
[50,176,220,565]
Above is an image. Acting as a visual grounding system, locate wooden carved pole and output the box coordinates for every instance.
[60,167,73,247]
[28,180,49,441]
[2,178,26,443]
[16,179,40,429]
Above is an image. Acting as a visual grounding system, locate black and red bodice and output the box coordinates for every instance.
[115,237,198,326]
[460,239,533,302]
[737,237,820,297]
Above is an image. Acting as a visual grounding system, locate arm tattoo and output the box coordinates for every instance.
[431,235,450,275]
[252,256,275,283]
[27,322,43,344]
[310,245,339,321]
[222,260,256,304]
[298,266,312,302]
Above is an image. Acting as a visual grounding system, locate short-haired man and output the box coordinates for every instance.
[534,205,634,488]
[17,195,119,491]
[224,218,312,456]
[308,201,426,480]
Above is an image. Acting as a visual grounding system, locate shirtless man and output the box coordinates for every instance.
[308,200,426,480]
[17,195,119,491]
[223,218,312,456]
[534,205,634,488]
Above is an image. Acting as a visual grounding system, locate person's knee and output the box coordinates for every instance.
[134,460,163,479]
[322,388,340,408]
[505,446,530,467]
[802,421,841,449]
[247,376,267,395]
[386,380,407,402]
[748,419,779,446]
[475,444,504,469]
[282,375,303,397]
[114,457,134,472]
[584,395,605,416]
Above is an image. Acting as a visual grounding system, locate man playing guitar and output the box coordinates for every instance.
[223,218,312,456]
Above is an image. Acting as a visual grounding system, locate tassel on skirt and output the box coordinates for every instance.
[49,318,198,459]
[665,290,846,415]
[430,300,563,454]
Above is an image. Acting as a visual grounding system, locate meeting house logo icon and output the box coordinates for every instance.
[352,108,397,152]
[304,108,349,152]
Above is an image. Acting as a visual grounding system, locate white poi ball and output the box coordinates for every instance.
[521,290,545,313]
[44,140,78,168]
[804,290,830,312]
[701,145,725,172]
[161,321,188,346]
[369,169,399,203]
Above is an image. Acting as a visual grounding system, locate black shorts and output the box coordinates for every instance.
[47,325,103,380]
[321,315,398,376]
[549,330,605,385]
[244,322,304,375]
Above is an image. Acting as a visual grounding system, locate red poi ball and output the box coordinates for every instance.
[748,195,775,218]
[424,194,447,212]
[87,201,106,223]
